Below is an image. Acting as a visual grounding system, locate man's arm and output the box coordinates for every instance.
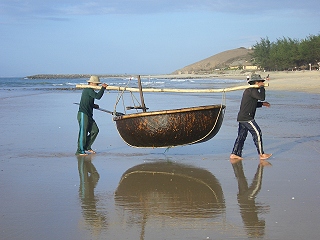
[89,83,108,100]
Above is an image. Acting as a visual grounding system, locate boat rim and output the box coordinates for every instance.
[113,104,226,120]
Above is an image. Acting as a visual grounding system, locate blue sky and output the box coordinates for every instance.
[0,0,319,77]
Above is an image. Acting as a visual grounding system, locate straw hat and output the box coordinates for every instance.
[247,74,265,84]
[87,75,101,84]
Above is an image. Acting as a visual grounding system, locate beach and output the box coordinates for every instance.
[0,71,319,239]
[240,70,320,94]
[147,70,320,94]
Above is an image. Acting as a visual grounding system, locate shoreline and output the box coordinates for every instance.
[25,70,320,94]
[145,70,320,94]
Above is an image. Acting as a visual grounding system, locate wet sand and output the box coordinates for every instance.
[0,75,320,239]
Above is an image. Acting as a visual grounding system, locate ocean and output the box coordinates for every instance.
[0,76,245,91]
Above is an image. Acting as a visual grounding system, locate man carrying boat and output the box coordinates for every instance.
[76,76,108,156]
[230,74,272,161]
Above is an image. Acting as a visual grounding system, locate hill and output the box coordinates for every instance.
[173,47,253,74]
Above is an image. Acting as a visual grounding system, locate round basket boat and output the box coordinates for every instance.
[113,104,225,148]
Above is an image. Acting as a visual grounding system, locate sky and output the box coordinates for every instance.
[0,0,319,77]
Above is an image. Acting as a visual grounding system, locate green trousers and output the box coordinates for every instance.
[76,112,99,155]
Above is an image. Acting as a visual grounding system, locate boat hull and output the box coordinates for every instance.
[113,104,225,148]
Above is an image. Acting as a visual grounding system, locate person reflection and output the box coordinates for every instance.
[77,155,107,233]
[231,159,271,238]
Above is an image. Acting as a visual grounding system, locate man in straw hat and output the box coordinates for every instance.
[76,76,108,155]
[230,74,272,161]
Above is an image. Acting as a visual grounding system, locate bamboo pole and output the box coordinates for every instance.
[73,103,124,116]
[76,83,269,93]
[137,75,147,112]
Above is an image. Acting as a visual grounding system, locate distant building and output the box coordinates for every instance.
[240,60,258,70]
[243,65,258,70]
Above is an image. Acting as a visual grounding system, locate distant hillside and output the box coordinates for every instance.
[173,47,254,74]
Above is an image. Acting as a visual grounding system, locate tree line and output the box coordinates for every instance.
[251,34,320,71]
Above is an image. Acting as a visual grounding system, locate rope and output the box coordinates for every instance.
[186,91,226,146]
[121,93,126,115]
[129,91,142,113]
[222,89,227,106]
[114,88,126,114]
[114,77,143,114]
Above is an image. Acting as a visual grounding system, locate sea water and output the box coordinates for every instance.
[0,76,245,91]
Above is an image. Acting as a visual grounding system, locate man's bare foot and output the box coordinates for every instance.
[260,153,272,160]
[78,153,88,156]
[230,154,243,160]
[86,149,96,154]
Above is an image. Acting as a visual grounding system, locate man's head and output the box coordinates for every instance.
[87,75,101,86]
[247,74,265,85]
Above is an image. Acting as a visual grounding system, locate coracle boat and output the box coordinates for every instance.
[113,104,225,148]
[113,75,225,148]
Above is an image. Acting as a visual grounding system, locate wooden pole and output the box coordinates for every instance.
[73,103,124,116]
[76,83,269,93]
[137,75,147,112]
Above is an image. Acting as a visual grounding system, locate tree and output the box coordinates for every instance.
[299,34,320,67]
[252,34,320,70]
[251,37,272,70]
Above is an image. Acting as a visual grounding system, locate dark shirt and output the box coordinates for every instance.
[237,87,265,122]
[78,87,106,118]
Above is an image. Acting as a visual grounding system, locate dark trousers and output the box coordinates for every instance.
[76,112,99,154]
[231,120,264,157]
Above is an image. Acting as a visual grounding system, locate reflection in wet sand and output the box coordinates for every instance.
[231,160,271,238]
[114,161,225,239]
[77,155,108,235]
[75,158,271,239]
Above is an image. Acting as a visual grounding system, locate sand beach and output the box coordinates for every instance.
[237,70,320,94]
[148,70,320,94]
[0,71,319,239]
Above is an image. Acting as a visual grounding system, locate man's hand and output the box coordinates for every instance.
[262,102,270,107]
[101,83,108,88]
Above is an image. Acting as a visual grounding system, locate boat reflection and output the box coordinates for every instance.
[77,155,108,234]
[115,161,225,217]
[114,161,225,239]
[231,159,271,238]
